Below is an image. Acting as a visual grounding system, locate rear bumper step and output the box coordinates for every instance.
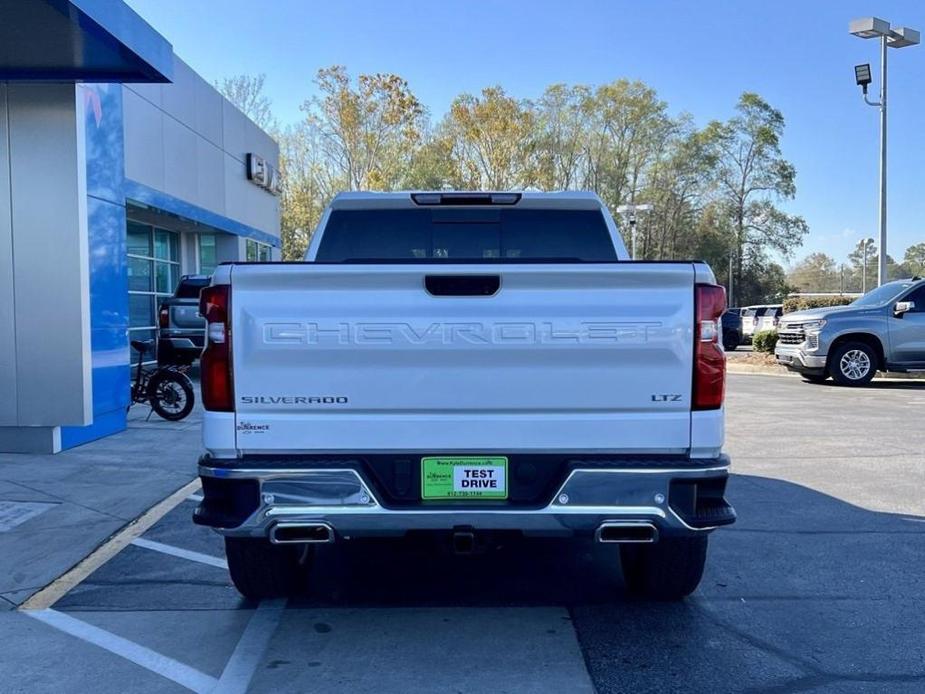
[195,455,734,539]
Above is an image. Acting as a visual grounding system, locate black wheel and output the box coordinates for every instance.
[148,371,195,421]
[801,374,828,384]
[225,537,312,600]
[620,535,708,600]
[723,337,739,352]
[828,341,877,386]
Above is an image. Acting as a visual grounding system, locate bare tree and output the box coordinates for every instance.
[304,66,425,191]
[215,74,275,131]
[443,86,538,190]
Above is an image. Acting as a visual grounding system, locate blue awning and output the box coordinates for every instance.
[0,0,172,82]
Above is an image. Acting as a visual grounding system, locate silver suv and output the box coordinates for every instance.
[775,278,925,385]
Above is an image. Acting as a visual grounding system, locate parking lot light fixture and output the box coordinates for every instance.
[888,26,921,49]
[849,17,891,39]
[850,16,920,288]
[854,64,872,92]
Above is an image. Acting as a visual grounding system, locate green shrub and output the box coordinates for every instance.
[752,329,779,353]
[782,295,854,313]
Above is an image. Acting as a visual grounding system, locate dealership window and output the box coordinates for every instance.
[246,238,272,262]
[198,233,217,275]
[127,221,180,363]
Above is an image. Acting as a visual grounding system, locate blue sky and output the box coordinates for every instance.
[126,0,925,267]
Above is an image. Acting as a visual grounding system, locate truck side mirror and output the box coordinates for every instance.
[894,300,914,316]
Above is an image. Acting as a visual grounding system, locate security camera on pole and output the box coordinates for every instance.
[850,17,920,287]
[615,203,653,259]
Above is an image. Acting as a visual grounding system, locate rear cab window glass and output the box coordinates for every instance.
[175,278,210,298]
[315,208,617,262]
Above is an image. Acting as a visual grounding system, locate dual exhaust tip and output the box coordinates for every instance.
[270,522,334,544]
[595,522,658,544]
[268,521,658,545]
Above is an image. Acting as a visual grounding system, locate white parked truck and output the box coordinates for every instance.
[194,191,735,600]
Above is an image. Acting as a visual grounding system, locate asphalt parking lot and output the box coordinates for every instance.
[4,372,924,693]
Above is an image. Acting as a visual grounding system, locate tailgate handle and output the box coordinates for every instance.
[425,275,500,297]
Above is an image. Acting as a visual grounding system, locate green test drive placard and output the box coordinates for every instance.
[421,457,508,499]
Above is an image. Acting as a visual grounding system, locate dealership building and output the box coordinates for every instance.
[0,0,282,453]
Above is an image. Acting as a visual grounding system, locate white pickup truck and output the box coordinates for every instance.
[194,191,735,601]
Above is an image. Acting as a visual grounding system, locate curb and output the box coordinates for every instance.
[727,362,925,381]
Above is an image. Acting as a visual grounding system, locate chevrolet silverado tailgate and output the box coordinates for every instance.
[229,263,696,453]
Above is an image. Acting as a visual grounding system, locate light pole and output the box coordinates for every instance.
[615,203,652,259]
[728,251,734,307]
[850,17,919,287]
[859,237,874,293]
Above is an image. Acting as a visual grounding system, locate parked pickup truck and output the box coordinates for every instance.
[776,277,925,385]
[721,309,743,351]
[193,191,736,601]
[157,275,210,366]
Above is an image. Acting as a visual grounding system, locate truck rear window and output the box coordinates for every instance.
[315,209,617,262]
[174,278,210,298]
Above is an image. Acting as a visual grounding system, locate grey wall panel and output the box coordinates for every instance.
[193,71,222,148]
[0,426,60,454]
[245,125,277,166]
[222,152,247,223]
[196,136,225,213]
[215,232,242,265]
[0,86,17,424]
[123,86,165,192]
[221,99,247,161]
[247,179,281,235]
[8,84,91,426]
[162,116,198,203]
[160,58,197,130]
[125,82,162,108]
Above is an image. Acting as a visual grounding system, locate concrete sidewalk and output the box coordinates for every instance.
[0,404,202,608]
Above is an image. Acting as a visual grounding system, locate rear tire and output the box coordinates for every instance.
[828,341,877,387]
[620,535,708,600]
[225,537,312,600]
[148,372,195,421]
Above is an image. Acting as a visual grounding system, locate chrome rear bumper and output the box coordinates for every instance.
[196,459,734,540]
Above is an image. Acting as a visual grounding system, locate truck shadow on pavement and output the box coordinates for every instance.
[286,473,925,692]
[51,474,925,693]
[818,379,925,390]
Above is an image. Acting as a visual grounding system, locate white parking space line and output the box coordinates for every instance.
[187,493,204,503]
[21,480,202,611]
[214,599,288,694]
[131,537,228,570]
[26,608,219,693]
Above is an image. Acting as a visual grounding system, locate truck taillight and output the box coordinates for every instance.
[199,285,233,411]
[693,283,726,411]
[158,306,169,329]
